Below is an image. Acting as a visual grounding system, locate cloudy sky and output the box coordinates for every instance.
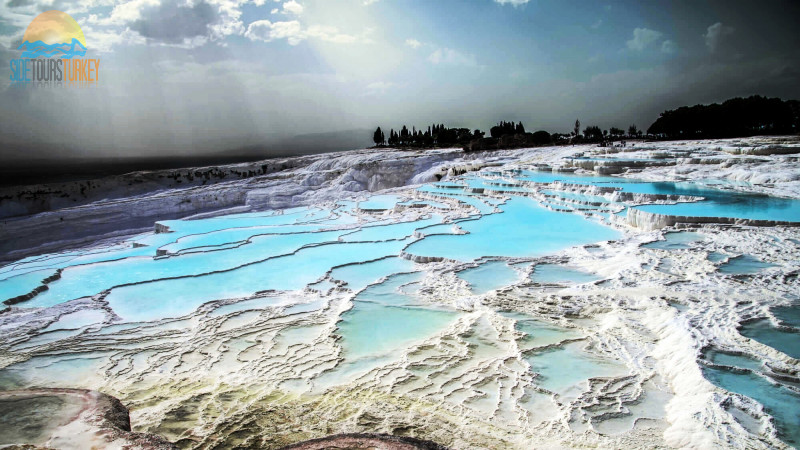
[1,0,799,160]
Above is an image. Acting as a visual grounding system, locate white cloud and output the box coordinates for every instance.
[282,0,303,15]
[104,0,160,25]
[494,0,529,5]
[405,38,422,49]
[307,24,363,43]
[590,19,602,30]
[626,27,663,51]
[271,8,278,13]
[206,0,247,40]
[363,0,380,4]
[428,48,477,67]
[245,20,304,45]
[267,20,305,44]
[245,20,369,45]
[703,22,734,53]
[81,24,146,52]
[661,39,677,54]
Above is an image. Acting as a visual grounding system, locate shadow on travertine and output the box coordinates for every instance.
[279,433,449,450]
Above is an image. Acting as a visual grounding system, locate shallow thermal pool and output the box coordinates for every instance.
[404,197,621,261]
[718,254,776,275]
[642,231,705,250]
[457,261,523,294]
[703,351,800,446]
[337,272,459,361]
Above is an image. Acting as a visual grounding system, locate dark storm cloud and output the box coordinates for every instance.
[131,0,218,44]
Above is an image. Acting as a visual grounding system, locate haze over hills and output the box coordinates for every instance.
[4,93,798,188]
[0,129,373,186]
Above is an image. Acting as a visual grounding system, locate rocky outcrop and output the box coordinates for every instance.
[0,388,175,449]
[399,251,445,263]
[154,223,172,233]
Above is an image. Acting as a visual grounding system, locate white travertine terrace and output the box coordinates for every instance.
[0,136,799,449]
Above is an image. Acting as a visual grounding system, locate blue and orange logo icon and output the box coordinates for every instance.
[18,10,87,59]
[10,10,100,86]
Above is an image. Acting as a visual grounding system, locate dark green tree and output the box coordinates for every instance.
[531,130,551,145]
[373,127,385,146]
[583,125,603,141]
[400,125,409,144]
[647,95,798,139]
[490,121,523,138]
